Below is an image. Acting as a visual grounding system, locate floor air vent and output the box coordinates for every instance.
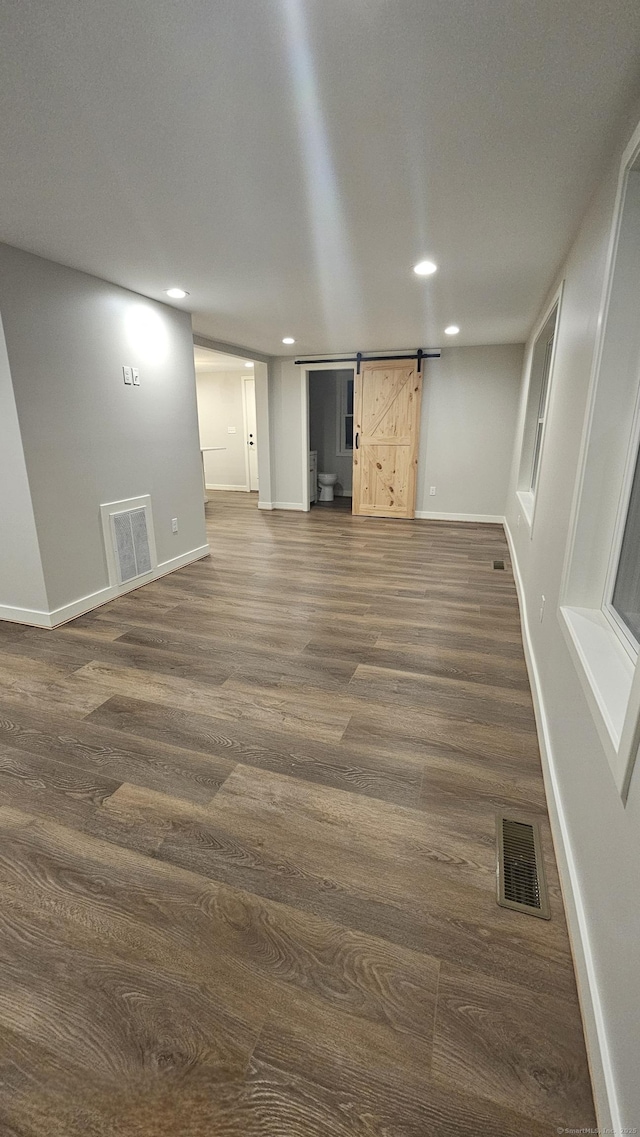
[493,559,505,570]
[496,815,550,919]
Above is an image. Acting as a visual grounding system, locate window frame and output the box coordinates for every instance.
[602,374,640,660]
[530,327,555,492]
[515,286,563,534]
[336,370,355,457]
[558,115,640,801]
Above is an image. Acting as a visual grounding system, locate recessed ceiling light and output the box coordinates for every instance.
[244,361,253,368]
[165,287,189,299]
[282,337,295,345]
[413,260,437,276]
[444,325,460,335]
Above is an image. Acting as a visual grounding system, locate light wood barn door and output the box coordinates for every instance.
[352,362,423,518]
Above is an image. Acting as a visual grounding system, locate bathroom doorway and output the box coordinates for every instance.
[307,368,354,508]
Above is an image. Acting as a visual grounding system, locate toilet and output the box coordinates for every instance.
[318,472,338,502]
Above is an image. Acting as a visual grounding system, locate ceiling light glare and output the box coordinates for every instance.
[444,325,460,335]
[413,260,437,276]
[282,337,295,344]
[165,288,189,299]
[244,361,253,367]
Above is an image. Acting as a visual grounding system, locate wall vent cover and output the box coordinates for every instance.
[101,495,157,589]
[112,508,152,583]
[496,814,550,919]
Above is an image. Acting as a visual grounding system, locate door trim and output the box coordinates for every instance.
[241,374,258,492]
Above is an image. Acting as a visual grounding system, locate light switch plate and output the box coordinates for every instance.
[123,366,132,385]
[227,426,236,434]
[132,367,140,386]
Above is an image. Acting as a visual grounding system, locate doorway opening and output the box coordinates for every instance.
[308,368,354,508]
[193,346,259,504]
[304,358,424,518]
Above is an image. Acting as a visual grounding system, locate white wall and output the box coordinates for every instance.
[0,243,207,620]
[0,313,48,617]
[309,369,353,495]
[416,345,523,520]
[504,102,640,1133]
[268,349,522,518]
[269,358,307,509]
[196,369,248,489]
[255,360,273,508]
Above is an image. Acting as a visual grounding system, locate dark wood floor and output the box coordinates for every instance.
[0,492,595,1136]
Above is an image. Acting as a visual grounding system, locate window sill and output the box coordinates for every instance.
[560,605,634,765]
[516,489,534,528]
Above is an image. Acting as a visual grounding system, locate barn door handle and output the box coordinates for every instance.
[355,432,359,450]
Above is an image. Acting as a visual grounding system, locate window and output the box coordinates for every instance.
[336,370,354,456]
[530,326,555,491]
[559,124,640,797]
[517,299,560,521]
[608,421,640,649]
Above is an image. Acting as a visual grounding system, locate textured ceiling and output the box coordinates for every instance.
[1,0,640,354]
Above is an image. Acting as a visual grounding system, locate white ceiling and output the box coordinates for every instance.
[1,1,640,354]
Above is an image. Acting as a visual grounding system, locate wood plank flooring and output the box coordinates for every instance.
[0,491,595,1135]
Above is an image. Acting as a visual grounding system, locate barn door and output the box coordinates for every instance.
[352,362,423,518]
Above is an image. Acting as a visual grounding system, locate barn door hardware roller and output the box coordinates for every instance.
[294,348,441,374]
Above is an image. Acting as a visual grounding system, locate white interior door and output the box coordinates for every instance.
[243,377,259,491]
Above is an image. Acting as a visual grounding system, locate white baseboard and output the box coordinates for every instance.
[272,502,306,511]
[0,544,210,630]
[205,483,250,492]
[257,501,273,510]
[0,602,52,628]
[415,510,505,523]
[504,520,616,1134]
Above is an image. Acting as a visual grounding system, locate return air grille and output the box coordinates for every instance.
[112,508,152,584]
[496,815,550,919]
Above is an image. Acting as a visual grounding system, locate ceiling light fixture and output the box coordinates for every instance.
[165,287,189,299]
[413,260,437,276]
[444,325,460,335]
[282,337,295,344]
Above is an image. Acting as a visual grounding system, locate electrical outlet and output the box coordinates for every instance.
[132,367,140,386]
[429,486,436,496]
[539,595,545,622]
[123,366,132,385]
[227,426,236,434]
[171,517,178,534]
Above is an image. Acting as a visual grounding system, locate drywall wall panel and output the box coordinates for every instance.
[504,100,640,1132]
[0,243,207,612]
[270,358,306,507]
[271,350,521,516]
[0,313,48,615]
[416,345,523,518]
